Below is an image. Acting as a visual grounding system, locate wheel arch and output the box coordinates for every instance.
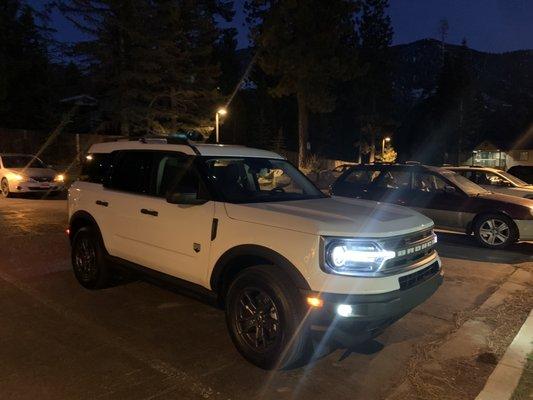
[210,245,311,302]
[69,210,104,245]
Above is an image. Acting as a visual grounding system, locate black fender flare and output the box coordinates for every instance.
[210,244,311,293]
[68,210,104,245]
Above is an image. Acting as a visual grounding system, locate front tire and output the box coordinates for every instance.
[71,226,111,289]
[474,214,518,249]
[1,178,10,198]
[225,266,309,369]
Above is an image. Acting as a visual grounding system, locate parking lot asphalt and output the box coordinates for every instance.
[0,197,532,400]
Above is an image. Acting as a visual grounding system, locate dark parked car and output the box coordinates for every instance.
[507,165,533,185]
[331,164,533,249]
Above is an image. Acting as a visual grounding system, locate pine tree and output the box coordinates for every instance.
[0,1,53,129]
[58,0,233,136]
[355,0,394,162]
[433,38,483,164]
[245,0,360,168]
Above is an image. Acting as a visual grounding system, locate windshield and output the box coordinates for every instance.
[497,170,529,187]
[2,155,46,169]
[440,170,488,195]
[201,157,326,203]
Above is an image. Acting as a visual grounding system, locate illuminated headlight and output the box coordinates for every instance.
[54,174,65,182]
[12,174,25,181]
[323,238,396,276]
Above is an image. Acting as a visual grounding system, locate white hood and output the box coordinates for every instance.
[224,196,434,237]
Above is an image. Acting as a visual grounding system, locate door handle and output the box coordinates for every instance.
[95,200,108,207]
[140,208,158,217]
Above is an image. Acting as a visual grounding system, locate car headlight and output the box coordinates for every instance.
[12,173,26,181]
[322,237,396,276]
[54,174,65,182]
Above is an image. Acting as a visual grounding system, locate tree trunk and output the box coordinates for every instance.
[297,92,308,169]
[369,127,376,163]
[457,98,464,165]
[357,130,363,163]
[170,87,177,132]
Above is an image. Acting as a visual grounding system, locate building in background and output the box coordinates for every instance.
[462,140,533,169]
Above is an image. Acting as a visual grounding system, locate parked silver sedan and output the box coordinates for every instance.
[446,166,533,199]
[0,154,65,198]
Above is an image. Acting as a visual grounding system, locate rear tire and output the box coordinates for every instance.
[1,178,10,198]
[474,213,518,249]
[225,266,309,369]
[71,226,111,289]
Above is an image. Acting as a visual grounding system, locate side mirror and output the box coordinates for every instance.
[166,192,208,205]
[444,185,456,194]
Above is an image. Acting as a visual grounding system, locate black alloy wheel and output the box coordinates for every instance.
[225,266,309,369]
[71,227,111,289]
[234,288,281,352]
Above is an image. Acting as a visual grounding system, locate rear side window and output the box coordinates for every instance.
[375,170,411,190]
[413,173,447,192]
[108,151,153,195]
[79,153,110,183]
[343,169,381,185]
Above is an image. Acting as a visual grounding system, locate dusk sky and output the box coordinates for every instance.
[30,0,533,53]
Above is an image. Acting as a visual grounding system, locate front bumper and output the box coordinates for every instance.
[9,180,63,193]
[302,261,443,345]
[515,219,533,241]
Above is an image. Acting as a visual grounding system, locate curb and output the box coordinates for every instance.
[475,309,533,400]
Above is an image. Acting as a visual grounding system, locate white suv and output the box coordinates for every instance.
[68,138,443,369]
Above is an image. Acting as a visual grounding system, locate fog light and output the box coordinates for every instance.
[336,304,353,317]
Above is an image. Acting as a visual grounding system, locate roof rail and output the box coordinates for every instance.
[405,161,421,165]
[138,137,167,144]
[133,133,201,155]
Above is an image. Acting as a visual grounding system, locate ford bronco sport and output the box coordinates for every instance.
[68,138,443,369]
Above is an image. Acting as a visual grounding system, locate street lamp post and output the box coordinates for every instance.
[215,108,227,143]
[382,137,391,159]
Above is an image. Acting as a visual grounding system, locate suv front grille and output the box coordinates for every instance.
[399,261,440,290]
[378,228,437,275]
[31,176,53,182]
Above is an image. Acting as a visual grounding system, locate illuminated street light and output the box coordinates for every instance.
[215,108,228,143]
[382,137,391,159]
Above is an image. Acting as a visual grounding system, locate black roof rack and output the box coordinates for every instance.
[131,132,201,155]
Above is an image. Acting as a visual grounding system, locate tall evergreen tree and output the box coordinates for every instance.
[355,0,394,162]
[433,38,483,164]
[58,0,233,136]
[0,1,54,129]
[245,0,360,168]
